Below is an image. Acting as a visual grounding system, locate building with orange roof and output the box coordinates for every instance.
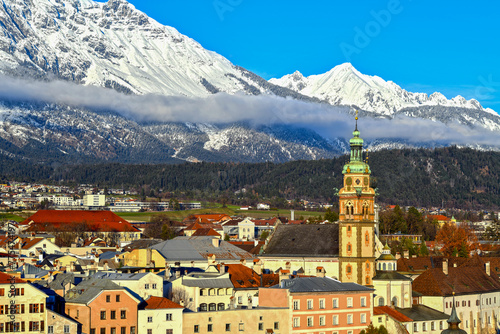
[182,214,231,225]
[373,305,449,334]
[191,228,221,238]
[138,296,183,334]
[16,236,61,257]
[412,259,500,333]
[22,210,141,245]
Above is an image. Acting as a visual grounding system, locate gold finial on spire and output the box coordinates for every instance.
[355,109,359,131]
[355,109,359,121]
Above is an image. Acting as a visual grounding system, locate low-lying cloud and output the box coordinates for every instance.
[1,75,500,147]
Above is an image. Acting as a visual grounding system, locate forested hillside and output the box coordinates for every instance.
[1,147,499,209]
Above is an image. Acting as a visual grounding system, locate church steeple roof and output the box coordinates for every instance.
[441,293,467,333]
[343,110,370,174]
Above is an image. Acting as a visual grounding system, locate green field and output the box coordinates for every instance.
[116,207,324,222]
[0,212,26,222]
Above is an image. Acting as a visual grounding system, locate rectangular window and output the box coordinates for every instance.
[293,317,300,328]
[194,325,199,333]
[333,298,339,308]
[333,315,339,325]
[121,328,126,334]
[414,323,418,332]
[361,313,366,324]
[106,295,111,302]
[116,295,120,302]
[148,316,153,323]
[307,317,313,327]
[347,314,353,324]
[166,330,173,334]
[101,328,106,334]
[145,284,150,289]
[361,297,366,307]
[293,300,299,310]
[101,311,106,320]
[347,297,353,307]
[239,323,244,331]
[226,324,231,331]
[320,316,326,326]
[319,299,325,309]
[91,329,96,334]
[152,284,157,289]
[121,310,126,319]
[274,322,279,330]
[111,310,116,319]
[147,330,152,334]
[166,313,172,321]
[208,324,213,332]
[423,322,427,331]
[48,326,54,334]
[258,323,263,331]
[131,327,136,334]
[307,299,313,309]
[64,325,70,333]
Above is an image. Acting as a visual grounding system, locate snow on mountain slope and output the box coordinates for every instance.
[0,0,290,97]
[270,63,495,116]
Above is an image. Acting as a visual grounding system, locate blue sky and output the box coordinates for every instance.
[124,0,500,111]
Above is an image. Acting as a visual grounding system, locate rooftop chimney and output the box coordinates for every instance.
[486,261,491,276]
[219,263,226,274]
[212,238,220,248]
[253,259,262,276]
[443,258,448,275]
[316,266,326,278]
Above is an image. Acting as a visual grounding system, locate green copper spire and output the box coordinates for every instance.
[342,110,371,174]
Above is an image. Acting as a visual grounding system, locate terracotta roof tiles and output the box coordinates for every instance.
[374,306,413,323]
[143,296,183,309]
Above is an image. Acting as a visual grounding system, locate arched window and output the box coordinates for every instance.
[392,297,398,307]
[200,289,205,296]
[378,297,385,306]
[209,303,216,311]
[200,303,207,312]
[217,288,224,296]
[388,263,392,271]
[209,288,215,296]
[383,263,386,271]
[217,303,225,311]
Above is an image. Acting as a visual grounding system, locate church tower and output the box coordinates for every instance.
[338,111,376,286]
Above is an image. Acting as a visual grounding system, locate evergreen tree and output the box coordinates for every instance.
[419,241,429,256]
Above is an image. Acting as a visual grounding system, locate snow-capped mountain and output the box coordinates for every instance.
[0,0,499,164]
[0,0,313,100]
[270,63,498,117]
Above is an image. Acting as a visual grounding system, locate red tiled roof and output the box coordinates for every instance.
[144,296,183,309]
[20,237,44,250]
[397,256,467,273]
[426,215,450,221]
[217,263,279,288]
[374,306,413,322]
[0,272,26,284]
[412,265,500,296]
[22,210,139,233]
[184,222,204,231]
[183,214,231,224]
[191,228,221,237]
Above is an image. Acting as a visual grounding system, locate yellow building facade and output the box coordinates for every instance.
[339,113,377,286]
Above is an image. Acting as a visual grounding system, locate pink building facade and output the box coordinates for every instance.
[260,277,373,334]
